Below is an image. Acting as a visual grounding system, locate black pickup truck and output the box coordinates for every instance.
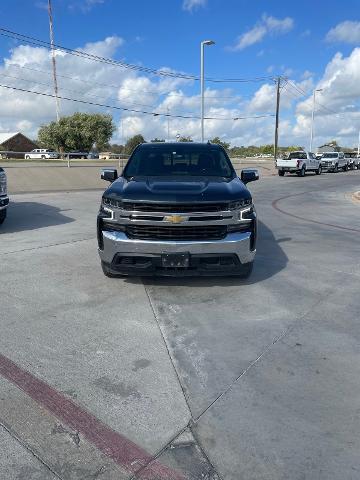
[0,167,9,224]
[97,142,258,277]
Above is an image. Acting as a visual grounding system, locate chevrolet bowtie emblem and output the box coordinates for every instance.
[164,215,187,224]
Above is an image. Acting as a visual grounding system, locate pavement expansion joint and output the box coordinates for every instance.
[0,420,65,480]
[191,287,335,425]
[0,236,95,256]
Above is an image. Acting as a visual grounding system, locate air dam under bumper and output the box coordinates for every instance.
[99,230,256,276]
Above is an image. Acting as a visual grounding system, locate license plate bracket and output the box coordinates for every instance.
[161,253,190,268]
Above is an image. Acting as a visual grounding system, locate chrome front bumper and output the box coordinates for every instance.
[99,230,255,265]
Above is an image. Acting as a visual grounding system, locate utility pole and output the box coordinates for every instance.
[167,107,170,142]
[309,89,323,152]
[273,76,281,161]
[357,128,360,157]
[48,0,60,122]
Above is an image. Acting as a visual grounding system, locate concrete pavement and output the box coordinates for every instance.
[1,170,360,478]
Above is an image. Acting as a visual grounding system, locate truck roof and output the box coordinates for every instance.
[137,142,224,149]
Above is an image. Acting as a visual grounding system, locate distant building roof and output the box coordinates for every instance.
[0,132,20,144]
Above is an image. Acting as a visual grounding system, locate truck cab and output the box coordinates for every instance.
[97,142,259,278]
[0,167,9,224]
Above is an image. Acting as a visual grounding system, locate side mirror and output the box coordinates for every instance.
[241,168,259,184]
[101,169,118,182]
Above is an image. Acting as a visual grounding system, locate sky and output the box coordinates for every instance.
[0,0,359,148]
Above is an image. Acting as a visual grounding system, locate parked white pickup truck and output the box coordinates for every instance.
[320,152,348,172]
[276,151,322,177]
[25,149,60,159]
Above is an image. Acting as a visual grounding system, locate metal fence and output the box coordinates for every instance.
[0,150,130,168]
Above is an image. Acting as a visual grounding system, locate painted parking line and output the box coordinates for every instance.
[0,353,185,480]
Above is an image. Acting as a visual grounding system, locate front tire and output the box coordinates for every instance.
[333,163,338,173]
[0,209,7,225]
[316,165,322,175]
[25,155,30,159]
[343,164,349,172]
[278,170,285,176]
[233,261,254,278]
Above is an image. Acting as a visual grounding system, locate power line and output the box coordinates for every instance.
[7,64,249,100]
[286,81,339,115]
[0,27,275,84]
[0,83,275,121]
[0,73,275,118]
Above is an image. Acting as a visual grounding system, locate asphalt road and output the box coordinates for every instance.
[0,170,360,479]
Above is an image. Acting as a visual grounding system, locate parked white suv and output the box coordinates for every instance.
[276,151,322,177]
[25,149,59,159]
[320,152,348,172]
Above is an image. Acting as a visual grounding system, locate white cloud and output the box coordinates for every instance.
[326,21,360,44]
[301,70,314,80]
[229,14,294,51]
[69,0,105,13]
[182,0,207,12]
[293,48,360,148]
[1,34,360,149]
[82,36,124,57]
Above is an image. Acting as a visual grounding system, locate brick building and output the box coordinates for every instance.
[0,132,38,158]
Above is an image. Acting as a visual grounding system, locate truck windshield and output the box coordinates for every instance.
[124,145,235,178]
[288,152,307,160]
[322,153,338,158]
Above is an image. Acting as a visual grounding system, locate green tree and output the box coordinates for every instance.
[38,113,115,152]
[108,143,124,154]
[151,138,165,143]
[178,136,193,142]
[124,134,146,154]
[209,136,230,151]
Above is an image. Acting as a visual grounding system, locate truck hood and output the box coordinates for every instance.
[103,176,252,203]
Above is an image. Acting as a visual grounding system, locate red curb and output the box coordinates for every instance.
[0,353,185,480]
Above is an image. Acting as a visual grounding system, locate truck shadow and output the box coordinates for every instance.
[0,201,75,234]
[126,221,289,287]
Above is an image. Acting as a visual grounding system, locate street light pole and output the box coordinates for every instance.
[357,128,360,158]
[200,40,215,142]
[309,88,323,152]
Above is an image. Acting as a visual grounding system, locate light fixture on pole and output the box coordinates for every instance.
[200,40,215,142]
[309,88,323,152]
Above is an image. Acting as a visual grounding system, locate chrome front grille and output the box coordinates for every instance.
[125,225,227,241]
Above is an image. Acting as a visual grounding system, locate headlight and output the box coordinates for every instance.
[229,199,252,210]
[102,197,123,209]
[229,199,254,220]
[0,172,7,196]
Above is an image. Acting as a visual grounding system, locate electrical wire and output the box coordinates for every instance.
[0,27,275,84]
[0,83,276,121]
[6,64,247,100]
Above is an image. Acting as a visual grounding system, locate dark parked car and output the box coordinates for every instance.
[97,142,259,278]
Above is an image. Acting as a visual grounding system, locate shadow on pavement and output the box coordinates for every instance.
[0,201,75,234]
[125,221,288,288]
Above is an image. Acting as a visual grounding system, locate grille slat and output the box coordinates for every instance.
[123,202,228,213]
[126,225,227,241]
